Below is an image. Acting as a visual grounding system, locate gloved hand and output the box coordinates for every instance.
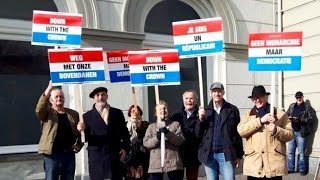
[156,131,161,140]
[160,127,169,135]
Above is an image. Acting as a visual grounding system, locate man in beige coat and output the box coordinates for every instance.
[237,85,294,180]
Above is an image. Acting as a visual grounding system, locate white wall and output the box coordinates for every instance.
[282,0,320,156]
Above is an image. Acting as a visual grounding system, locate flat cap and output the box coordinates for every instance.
[210,82,224,90]
[89,87,108,98]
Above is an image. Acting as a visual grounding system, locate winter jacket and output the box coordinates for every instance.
[143,120,184,173]
[83,105,130,179]
[171,107,201,167]
[196,99,244,163]
[286,100,314,137]
[237,108,294,178]
[35,93,83,155]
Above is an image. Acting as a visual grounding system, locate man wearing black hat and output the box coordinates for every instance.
[286,91,314,176]
[77,87,130,180]
[196,82,243,180]
[238,85,294,179]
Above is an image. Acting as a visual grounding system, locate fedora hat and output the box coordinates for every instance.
[248,85,270,98]
[89,87,108,98]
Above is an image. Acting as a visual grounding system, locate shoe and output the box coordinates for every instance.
[288,170,295,174]
[300,171,307,176]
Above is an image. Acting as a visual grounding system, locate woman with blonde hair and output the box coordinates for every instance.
[143,100,185,180]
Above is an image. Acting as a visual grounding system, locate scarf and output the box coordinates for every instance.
[95,104,110,125]
[126,118,140,144]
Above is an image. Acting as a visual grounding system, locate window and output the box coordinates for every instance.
[0,40,50,150]
[0,0,58,21]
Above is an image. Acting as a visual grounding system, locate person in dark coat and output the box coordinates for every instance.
[196,82,243,180]
[124,105,149,180]
[77,87,130,180]
[171,90,200,180]
[286,91,314,176]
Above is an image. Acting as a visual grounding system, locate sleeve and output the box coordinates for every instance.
[166,122,185,146]
[119,111,131,152]
[195,115,209,139]
[273,112,294,142]
[233,107,244,159]
[237,112,263,138]
[72,111,84,152]
[143,124,160,150]
[82,113,90,143]
[35,93,50,121]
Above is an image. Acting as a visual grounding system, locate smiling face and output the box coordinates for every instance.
[50,88,65,108]
[156,101,169,121]
[183,91,197,111]
[130,107,142,121]
[211,88,224,103]
[252,94,268,108]
[93,91,108,108]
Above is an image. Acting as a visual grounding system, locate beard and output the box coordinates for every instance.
[96,101,107,109]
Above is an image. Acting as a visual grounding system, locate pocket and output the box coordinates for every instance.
[274,143,286,156]
[244,150,255,156]
[244,137,254,155]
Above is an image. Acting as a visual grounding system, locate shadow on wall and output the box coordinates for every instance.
[305,99,318,172]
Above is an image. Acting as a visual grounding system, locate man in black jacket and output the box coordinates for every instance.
[196,82,243,180]
[77,87,130,180]
[171,90,201,180]
[287,91,314,176]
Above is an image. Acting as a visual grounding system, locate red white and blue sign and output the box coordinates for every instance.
[107,50,130,83]
[248,32,303,71]
[48,48,105,84]
[32,10,83,47]
[172,17,224,58]
[128,49,180,87]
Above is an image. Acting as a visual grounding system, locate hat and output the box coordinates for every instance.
[295,91,303,97]
[248,85,270,98]
[89,87,108,98]
[210,82,224,90]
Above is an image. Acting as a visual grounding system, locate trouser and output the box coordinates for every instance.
[185,165,199,180]
[43,152,75,180]
[247,176,282,180]
[287,131,307,172]
[203,152,235,180]
[150,170,184,180]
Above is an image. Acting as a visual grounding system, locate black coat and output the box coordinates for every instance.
[195,99,244,163]
[171,107,201,167]
[83,105,130,180]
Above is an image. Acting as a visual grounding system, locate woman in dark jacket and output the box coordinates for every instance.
[125,105,150,180]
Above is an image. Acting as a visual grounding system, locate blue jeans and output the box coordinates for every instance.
[43,152,75,180]
[203,152,235,180]
[288,131,306,172]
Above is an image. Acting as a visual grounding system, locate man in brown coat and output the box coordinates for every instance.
[35,81,83,180]
[237,85,294,180]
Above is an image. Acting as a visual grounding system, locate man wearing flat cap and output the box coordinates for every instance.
[237,85,294,179]
[77,87,130,180]
[196,82,243,180]
[286,91,314,176]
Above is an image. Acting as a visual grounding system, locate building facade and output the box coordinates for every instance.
[1,0,318,179]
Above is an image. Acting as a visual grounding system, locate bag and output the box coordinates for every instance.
[123,149,134,164]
